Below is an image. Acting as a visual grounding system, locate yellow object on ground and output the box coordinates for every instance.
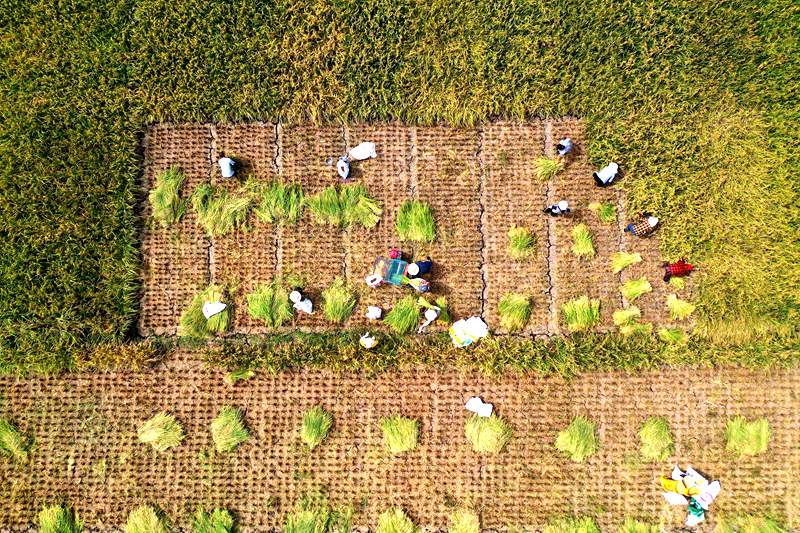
[660,476,701,496]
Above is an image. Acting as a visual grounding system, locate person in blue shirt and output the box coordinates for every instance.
[407,257,433,278]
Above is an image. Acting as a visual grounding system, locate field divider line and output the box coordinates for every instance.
[544,120,558,335]
[207,124,217,285]
[408,126,418,199]
[615,187,628,308]
[477,128,489,321]
[341,124,351,282]
[273,122,283,276]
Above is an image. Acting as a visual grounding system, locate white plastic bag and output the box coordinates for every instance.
[202,302,227,319]
[359,333,378,349]
[662,492,689,506]
[366,306,382,320]
[349,142,377,160]
[465,396,493,417]
[449,317,489,347]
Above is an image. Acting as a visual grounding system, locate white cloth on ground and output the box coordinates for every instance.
[366,306,382,320]
[662,492,689,506]
[465,396,494,417]
[348,142,377,160]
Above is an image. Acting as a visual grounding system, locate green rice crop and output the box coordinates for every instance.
[178,285,230,338]
[300,405,333,450]
[448,509,480,533]
[380,416,418,454]
[620,278,652,302]
[38,505,82,533]
[667,294,695,320]
[618,518,659,533]
[284,509,330,533]
[561,296,600,333]
[417,296,451,324]
[507,225,536,260]
[465,414,513,454]
[247,282,292,328]
[250,180,305,225]
[192,509,234,533]
[224,368,255,385]
[716,514,787,533]
[384,295,420,334]
[589,202,616,224]
[305,186,343,226]
[612,306,641,326]
[0,419,28,461]
[638,416,673,460]
[137,412,184,452]
[211,406,249,453]
[610,252,642,274]
[125,506,167,533]
[396,201,436,243]
[149,166,187,227]
[571,224,595,259]
[376,508,416,533]
[340,183,383,228]
[658,327,687,345]
[555,416,598,462]
[725,416,770,456]
[619,323,653,337]
[192,183,252,236]
[543,516,600,533]
[321,278,356,325]
[498,293,531,333]
[668,276,686,290]
[535,157,564,180]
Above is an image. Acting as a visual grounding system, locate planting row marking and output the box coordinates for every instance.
[544,119,559,335]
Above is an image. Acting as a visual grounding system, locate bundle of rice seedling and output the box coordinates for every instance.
[498,293,531,332]
[507,225,536,260]
[384,295,420,334]
[561,296,600,333]
[211,406,249,453]
[588,201,617,224]
[250,180,305,225]
[247,281,292,328]
[639,416,674,460]
[668,276,686,290]
[610,252,642,274]
[301,405,333,449]
[716,514,786,533]
[192,183,252,236]
[465,414,513,454]
[125,506,167,533]
[340,183,383,228]
[321,278,356,324]
[448,509,480,533]
[149,166,187,226]
[380,416,418,454]
[657,327,687,344]
[667,294,695,320]
[192,509,234,533]
[178,284,230,338]
[612,306,641,326]
[284,509,330,533]
[396,200,436,242]
[38,505,82,533]
[0,419,28,461]
[535,157,564,180]
[618,518,660,533]
[620,277,652,302]
[305,185,343,226]
[224,368,255,385]
[137,412,184,452]
[555,416,598,462]
[435,296,451,323]
[543,516,600,533]
[619,322,653,336]
[376,508,416,533]
[571,224,595,259]
[725,416,770,456]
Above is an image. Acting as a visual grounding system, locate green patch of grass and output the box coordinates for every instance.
[178,285,230,338]
[465,414,513,454]
[619,518,659,533]
[619,323,653,337]
[376,508,416,533]
[498,293,531,333]
[0,419,28,462]
[638,416,673,460]
[384,295,420,334]
[249,180,305,225]
[612,307,641,327]
[657,327,687,345]
[38,504,82,533]
[224,368,255,385]
[284,509,329,533]
[561,296,601,333]
[620,278,652,302]
[192,183,252,236]
[507,225,536,260]
[535,157,564,181]
[571,224,596,259]
[448,509,480,533]
[380,416,418,454]
[543,516,600,533]
[192,509,234,533]
[611,252,642,274]
[725,416,770,456]
[396,201,436,243]
[667,294,695,320]
[716,514,787,533]
[137,412,184,452]
[300,405,333,450]
[555,416,599,462]
[211,406,249,453]
[125,506,167,533]
[321,278,356,325]
[247,282,292,328]
[589,202,616,224]
[149,166,187,227]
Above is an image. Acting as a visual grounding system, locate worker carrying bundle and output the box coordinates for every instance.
[659,465,721,527]
[624,212,659,237]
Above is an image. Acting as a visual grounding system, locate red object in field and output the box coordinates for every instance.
[665,259,694,277]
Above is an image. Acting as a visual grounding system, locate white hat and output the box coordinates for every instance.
[289,290,302,304]
[407,263,420,276]
[557,200,569,211]
[647,216,659,227]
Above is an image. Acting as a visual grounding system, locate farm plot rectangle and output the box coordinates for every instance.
[138,123,211,336]
[482,121,550,334]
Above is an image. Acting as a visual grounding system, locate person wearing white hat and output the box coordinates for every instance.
[543,200,571,217]
[407,257,433,278]
[218,153,235,178]
[289,289,313,315]
[336,156,350,180]
[593,162,619,186]
[625,212,660,237]
[556,138,573,157]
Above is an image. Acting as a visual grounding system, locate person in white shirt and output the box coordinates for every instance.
[543,200,571,217]
[218,153,235,178]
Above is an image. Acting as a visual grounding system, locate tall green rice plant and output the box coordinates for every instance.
[376,508,416,533]
[247,282,292,328]
[620,278,652,302]
[611,252,642,274]
[498,293,531,332]
[38,505,82,533]
[125,506,167,533]
[535,157,564,180]
[561,296,600,333]
[657,327,687,344]
[380,416,418,454]
[211,406,249,453]
[301,405,333,450]
[250,180,304,225]
[571,224,595,259]
[612,306,641,326]
[178,284,230,338]
[305,185,343,226]
[0,419,28,461]
[448,509,480,533]
[589,202,616,224]
[507,225,536,260]
[137,412,184,452]
[340,183,382,228]
[396,200,436,242]
[667,294,695,320]
[618,518,659,533]
[384,295,420,334]
[555,416,598,462]
[192,183,252,236]
[322,278,356,324]
[149,166,187,226]
[465,414,512,454]
[716,514,787,533]
[725,416,770,456]
[192,509,234,533]
[638,416,673,460]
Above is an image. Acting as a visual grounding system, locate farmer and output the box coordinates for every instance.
[218,153,235,178]
[289,290,313,315]
[336,155,350,180]
[593,162,619,187]
[663,259,695,282]
[624,213,659,237]
[543,200,570,217]
[407,257,433,278]
[556,138,573,157]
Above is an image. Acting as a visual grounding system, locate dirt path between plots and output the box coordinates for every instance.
[1,356,797,531]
